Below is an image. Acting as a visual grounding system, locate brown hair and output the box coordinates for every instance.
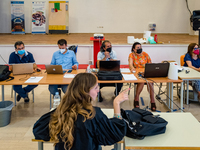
[187,43,199,57]
[49,73,97,150]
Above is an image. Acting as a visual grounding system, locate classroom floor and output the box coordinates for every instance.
[0,33,199,45]
[0,83,200,150]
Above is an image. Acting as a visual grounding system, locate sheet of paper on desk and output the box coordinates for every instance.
[64,74,76,78]
[25,77,43,83]
[120,68,131,73]
[122,74,137,80]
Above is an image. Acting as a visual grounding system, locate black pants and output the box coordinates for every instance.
[99,83,123,98]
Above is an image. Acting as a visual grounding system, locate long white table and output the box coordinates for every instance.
[178,67,200,104]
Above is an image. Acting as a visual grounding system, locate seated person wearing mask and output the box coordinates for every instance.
[9,41,40,103]
[97,40,123,102]
[49,39,79,96]
[184,43,200,99]
[128,42,156,111]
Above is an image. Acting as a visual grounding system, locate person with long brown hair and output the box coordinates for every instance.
[184,43,200,99]
[33,73,129,150]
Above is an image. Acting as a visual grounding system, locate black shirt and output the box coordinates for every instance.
[33,107,127,150]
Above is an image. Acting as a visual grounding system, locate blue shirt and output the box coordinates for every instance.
[184,53,200,68]
[50,50,79,70]
[97,50,117,60]
[9,51,35,64]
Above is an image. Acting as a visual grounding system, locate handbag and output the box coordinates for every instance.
[97,71,122,80]
[0,65,13,81]
[121,108,168,140]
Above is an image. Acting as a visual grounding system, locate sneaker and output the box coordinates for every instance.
[24,96,30,103]
[17,94,21,102]
[58,89,61,98]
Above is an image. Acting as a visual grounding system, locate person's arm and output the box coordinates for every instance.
[110,51,117,61]
[113,88,129,117]
[50,53,56,65]
[72,54,79,70]
[186,60,200,72]
[128,57,135,72]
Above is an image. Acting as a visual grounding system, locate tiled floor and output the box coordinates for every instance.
[0,83,200,150]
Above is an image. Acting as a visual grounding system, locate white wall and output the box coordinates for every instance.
[0,0,196,33]
[0,44,188,65]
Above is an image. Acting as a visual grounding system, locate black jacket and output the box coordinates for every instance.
[33,107,127,150]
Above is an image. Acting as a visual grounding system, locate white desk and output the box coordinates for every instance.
[178,67,200,104]
[124,112,200,150]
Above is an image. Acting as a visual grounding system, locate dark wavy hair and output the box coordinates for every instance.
[131,42,141,52]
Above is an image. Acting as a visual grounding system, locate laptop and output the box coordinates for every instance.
[143,63,169,78]
[99,60,120,71]
[45,65,66,74]
[12,63,34,75]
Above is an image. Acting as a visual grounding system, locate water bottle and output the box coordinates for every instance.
[53,92,60,108]
[86,65,91,73]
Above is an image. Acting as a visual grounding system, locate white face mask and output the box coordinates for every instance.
[59,49,66,54]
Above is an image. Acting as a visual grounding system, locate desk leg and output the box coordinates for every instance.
[114,143,121,150]
[186,80,189,105]
[180,82,183,112]
[38,141,44,150]
[2,85,4,101]
[183,81,186,103]
[170,83,173,111]
[14,91,16,106]
[166,83,170,109]
[50,93,52,109]
[115,83,117,96]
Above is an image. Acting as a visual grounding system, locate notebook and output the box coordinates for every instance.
[45,65,66,74]
[143,63,169,78]
[99,60,120,71]
[12,63,34,75]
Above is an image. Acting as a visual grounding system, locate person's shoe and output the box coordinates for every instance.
[134,100,140,108]
[17,94,21,102]
[58,89,61,98]
[24,96,30,103]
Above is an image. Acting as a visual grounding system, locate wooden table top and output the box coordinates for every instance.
[0,68,182,85]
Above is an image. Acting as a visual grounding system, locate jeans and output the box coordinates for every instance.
[48,85,68,95]
[13,85,38,98]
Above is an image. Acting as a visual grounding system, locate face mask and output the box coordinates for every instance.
[106,47,112,53]
[193,49,199,55]
[136,48,142,54]
[18,49,25,55]
[59,49,66,54]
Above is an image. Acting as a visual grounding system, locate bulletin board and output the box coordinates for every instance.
[49,1,69,34]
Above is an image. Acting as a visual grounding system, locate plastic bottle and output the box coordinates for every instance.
[86,64,91,73]
[53,92,60,108]
[154,34,158,43]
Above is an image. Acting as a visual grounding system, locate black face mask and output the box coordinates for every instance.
[106,47,112,53]
[136,48,142,54]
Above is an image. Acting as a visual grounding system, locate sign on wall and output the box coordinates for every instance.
[32,1,46,34]
[11,1,25,34]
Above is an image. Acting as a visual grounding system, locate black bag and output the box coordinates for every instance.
[68,45,77,54]
[33,110,56,141]
[97,71,122,80]
[0,65,13,81]
[121,108,168,140]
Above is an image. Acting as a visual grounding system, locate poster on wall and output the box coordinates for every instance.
[32,1,46,34]
[11,1,25,34]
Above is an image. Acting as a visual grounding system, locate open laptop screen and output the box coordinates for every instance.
[99,61,120,71]
[143,63,169,78]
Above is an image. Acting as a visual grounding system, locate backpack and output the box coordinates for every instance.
[121,108,168,140]
[0,65,13,81]
[97,71,122,80]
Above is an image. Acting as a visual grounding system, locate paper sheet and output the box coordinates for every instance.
[122,74,137,80]
[25,77,43,83]
[64,74,76,78]
[120,68,131,73]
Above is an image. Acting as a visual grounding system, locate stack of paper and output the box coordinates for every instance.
[25,77,43,83]
[64,74,76,78]
[122,74,137,80]
[120,68,130,73]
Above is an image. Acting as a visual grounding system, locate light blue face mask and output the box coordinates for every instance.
[18,49,25,55]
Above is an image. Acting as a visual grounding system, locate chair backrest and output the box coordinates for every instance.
[68,45,78,54]
[180,55,185,66]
